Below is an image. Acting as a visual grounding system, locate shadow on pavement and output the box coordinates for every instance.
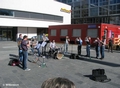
[76,56,120,67]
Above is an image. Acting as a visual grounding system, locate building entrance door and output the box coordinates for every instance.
[0,27,13,41]
[2,30,12,41]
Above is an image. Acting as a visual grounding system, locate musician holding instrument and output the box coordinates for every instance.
[64,35,70,54]
[49,40,58,57]
[42,33,49,56]
[100,36,106,60]
[31,38,41,57]
[76,37,83,56]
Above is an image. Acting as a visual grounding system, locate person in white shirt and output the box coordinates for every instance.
[50,40,57,49]
[49,40,58,57]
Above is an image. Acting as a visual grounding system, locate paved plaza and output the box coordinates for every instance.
[0,41,120,88]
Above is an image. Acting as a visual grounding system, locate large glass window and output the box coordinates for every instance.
[60,29,68,36]
[109,5,120,14]
[99,0,108,6]
[0,9,63,22]
[50,29,56,36]
[82,9,89,17]
[0,9,13,16]
[90,8,98,16]
[87,29,98,38]
[99,6,108,15]
[72,29,81,37]
[116,0,120,3]
[90,0,98,7]
[74,10,80,17]
[82,0,89,8]
[14,11,30,18]
[110,0,117,4]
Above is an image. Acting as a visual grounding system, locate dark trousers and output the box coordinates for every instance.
[18,49,23,62]
[86,45,90,57]
[108,45,113,52]
[42,44,47,56]
[95,46,100,58]
[22,51,28,70]
[78,45,82,55]
[100,45,105,58]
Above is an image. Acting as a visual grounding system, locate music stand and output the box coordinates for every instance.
[40,41,47,68]
[40,56,47,68]
[40,40,50,67]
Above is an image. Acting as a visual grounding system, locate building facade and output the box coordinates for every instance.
[57,0,120,25]
[48,23,120,46]
[0,0,71,41]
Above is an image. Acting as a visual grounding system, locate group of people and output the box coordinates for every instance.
[17,33,114,70]
[70,36,113,60]
[17,33,49,71]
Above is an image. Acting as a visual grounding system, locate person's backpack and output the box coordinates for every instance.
[8,59,20,66]
[92,69,111,82]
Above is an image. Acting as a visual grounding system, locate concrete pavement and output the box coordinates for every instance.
[0,41,120,88]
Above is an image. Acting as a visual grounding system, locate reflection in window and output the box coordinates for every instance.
[90,8,98,16]
[60,29,68,36]
[50,29,56,36]
[99,6,108,15]
[0,9,13,16]
[72,29,81,37]
[74,10,80,17]
[90,0,98,7]
[82,9,88,17]
[82,0,89,8]
[110,0,117,4]
[87,29,98,38]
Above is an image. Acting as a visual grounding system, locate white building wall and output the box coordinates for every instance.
[0,0,71,27]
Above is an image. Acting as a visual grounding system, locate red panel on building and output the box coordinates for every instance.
[48,23,120,46]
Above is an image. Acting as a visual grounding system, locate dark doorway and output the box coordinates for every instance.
[0,27,17,41]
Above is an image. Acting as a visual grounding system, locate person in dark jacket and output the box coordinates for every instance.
[94,37,100,59]
[100,37,106,60]
[17,34,23,62]
[108,38,113,53]
[85,36,91,57]
[76,37,83,56]
[21,35,31,71]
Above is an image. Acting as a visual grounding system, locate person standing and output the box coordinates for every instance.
[85,37,91,57]
[94,37,100,59]
[76,37,83,56]
[108,38,113,53]
[42,33,49,56]
[17,34,23,62]
[64,35,70,54]
[100,37,106,60]
[21,35,31,71]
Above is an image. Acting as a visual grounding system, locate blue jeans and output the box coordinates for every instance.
[100,45,105,58]
[64,43,68,53]
[37,48,41,56]
[95,46,100,58]
[86,45,90,57]
[31,48,41,56]
[19,49,23,62]
[22,51,28,70]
